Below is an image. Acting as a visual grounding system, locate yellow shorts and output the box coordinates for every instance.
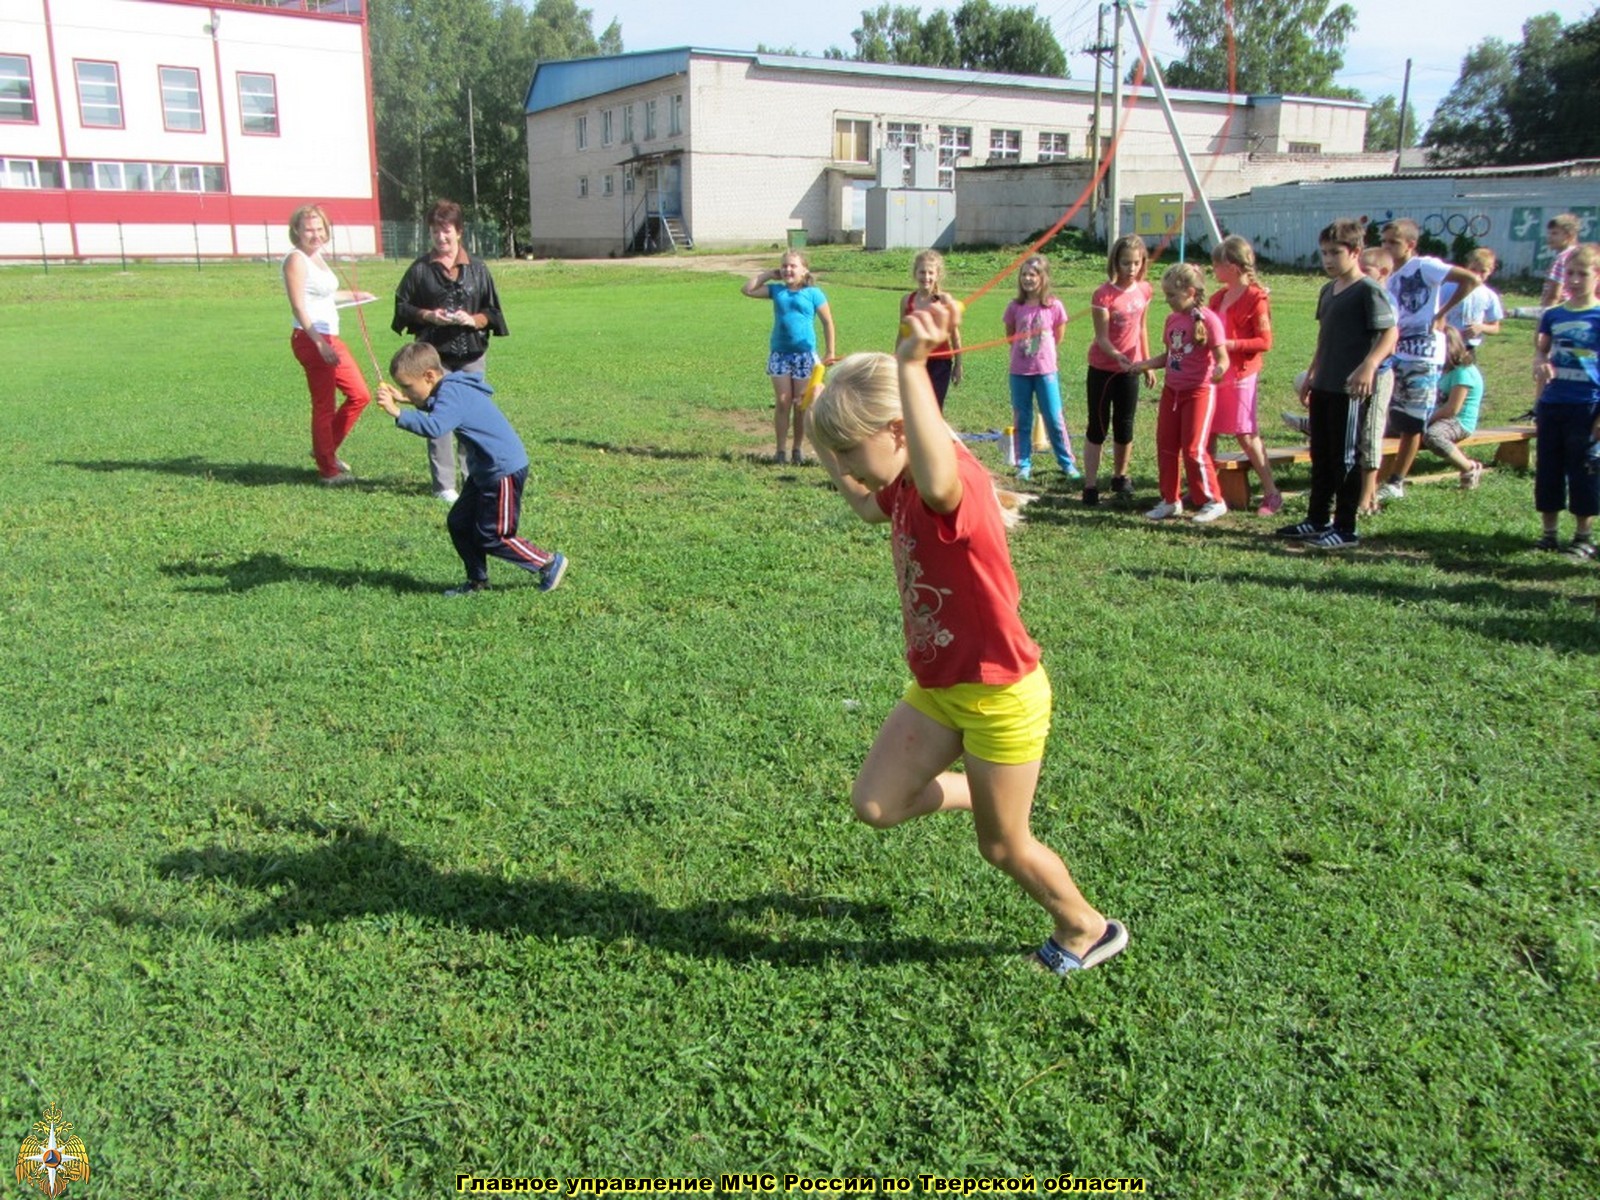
[901,665,1051,765]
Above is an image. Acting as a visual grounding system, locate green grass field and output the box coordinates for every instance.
[3,246,1597,1198]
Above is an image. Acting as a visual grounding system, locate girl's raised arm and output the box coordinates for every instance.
[898,304,962,513]
[742,269,777,298]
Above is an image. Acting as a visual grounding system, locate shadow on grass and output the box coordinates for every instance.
[160,552,440,595]
[58,455,418,494]
[540,437,721,462]
[132,818,997,967]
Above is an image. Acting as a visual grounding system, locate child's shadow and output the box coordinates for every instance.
[60,456,416,494]
[125,817,992,967]
[161,552,438,595]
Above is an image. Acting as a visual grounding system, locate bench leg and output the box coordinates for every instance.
[1495,441,1531,470]
[1218,470,1251,511]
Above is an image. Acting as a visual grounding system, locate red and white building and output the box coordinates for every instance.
[1,0,379,260]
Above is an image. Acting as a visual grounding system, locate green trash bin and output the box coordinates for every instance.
[786,228,808,249]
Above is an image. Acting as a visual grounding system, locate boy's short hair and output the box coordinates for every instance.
[1549,213,1581,238]
[390,341,444,379]
[1359,247,1394,271]
[1382,218,1419,244]
[1465,247,1497,273]
[1320,219,1365,253]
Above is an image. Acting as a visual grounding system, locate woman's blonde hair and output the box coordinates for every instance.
[810,351,1031,528]
[288,204,330,251]
[1015,254,1055,306]
[808,352,900,451]
[1212,234,1257,284]
[1106,234,1148,282]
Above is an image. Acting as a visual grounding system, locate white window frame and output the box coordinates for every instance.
[1038,132,1070,162]
[601,109,613,146]
[577,175,588,199]
[621,104,634,143]
[669,93,683,137]
[938,125,972,188]
[988,128,1021,162]
[835,117,871,164]
[644,99,657,140]
[602,173,614,197]
[576,114,588,150]
[1,157,40,187]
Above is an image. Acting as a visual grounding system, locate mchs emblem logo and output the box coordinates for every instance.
[16,1104,90,1197]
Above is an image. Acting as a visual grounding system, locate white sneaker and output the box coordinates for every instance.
[436,488,460,503]
[1145,500,1183,521]
[1377,480,1406,501]
[1192,500,1228,523]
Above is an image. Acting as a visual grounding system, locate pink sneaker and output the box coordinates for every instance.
[1257,492,1284,516]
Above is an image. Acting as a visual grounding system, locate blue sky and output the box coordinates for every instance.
[587,0,1595,129]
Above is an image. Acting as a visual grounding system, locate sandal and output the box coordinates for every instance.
[1535,532,1560,552]
[1567,538,1596,561]
[1031,920,1128,976]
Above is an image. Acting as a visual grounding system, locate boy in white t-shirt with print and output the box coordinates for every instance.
[1375,219,1478,500]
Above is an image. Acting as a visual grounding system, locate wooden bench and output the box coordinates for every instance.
[1213,425,1536,511]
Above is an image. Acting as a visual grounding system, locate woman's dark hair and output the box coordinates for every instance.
[427,199,464,232]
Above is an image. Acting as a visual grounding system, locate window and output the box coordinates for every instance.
[96,162,123,189]
[153,163,178,191]
[1039,132,1070,162]
[988,128,1020,162]
[938,125,972,188]
[1,158,39,187]
[1287,141,1321,154]
[575,114,588,150]
[0,55,36,123]
[624,168,635,194]
[577,175,588,198]
[68,160,95,189]
[835,118,871,163]
[621,104,634,142]
[238,74,277,135]
[202,164,226,192]
[602,173,614,197]
[159,67,203,132]
[75,60,123,128]
[602,109,613,146]
[669,93,683,136]
[644,99,657,140]
[125,162,150,190]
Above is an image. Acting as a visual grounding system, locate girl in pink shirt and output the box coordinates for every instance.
[1084,235,1155,505]
[1003,255,1079,482]
[1208,235,1283,515]
[1131,263,1230,523]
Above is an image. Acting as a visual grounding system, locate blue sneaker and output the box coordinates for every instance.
[1016,464,1032,482]
[539,552,568,592]
[1064,464,1083,480]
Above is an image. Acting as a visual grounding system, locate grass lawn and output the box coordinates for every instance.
[2,246,1596,1198]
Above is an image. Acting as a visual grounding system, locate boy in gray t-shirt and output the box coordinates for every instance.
[1277,219,1398,551]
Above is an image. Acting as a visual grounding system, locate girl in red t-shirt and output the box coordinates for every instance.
[806,301,1127,978]
[900,249,964,409]
[1208,235,1283,515]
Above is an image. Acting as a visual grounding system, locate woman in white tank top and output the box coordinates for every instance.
[283,204,375,485]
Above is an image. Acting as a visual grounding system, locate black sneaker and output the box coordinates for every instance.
[1111,475,1134,496]
[1082,487,1100,507]
[1276,520,1330,540]
[443,580,489,597]
[1305,528,1360,551]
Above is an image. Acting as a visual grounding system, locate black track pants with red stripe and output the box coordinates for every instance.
[447,467,554,585]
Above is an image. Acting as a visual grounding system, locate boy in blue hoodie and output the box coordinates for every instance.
[376,342,568,596]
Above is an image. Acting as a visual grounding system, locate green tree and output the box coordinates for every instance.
[1363,94,1419,152]
[1423,12,1600,166]
[849,2,1066,75]
[369,0,621,248]
[1161,0,1356,96]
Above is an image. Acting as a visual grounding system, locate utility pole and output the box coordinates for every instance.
[1086,4,1109,231]
[1394,59,1412,175]
[1108,0,1122,241]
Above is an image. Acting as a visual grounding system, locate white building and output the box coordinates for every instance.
[0,0,379,261]
[522,47,1373,257]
